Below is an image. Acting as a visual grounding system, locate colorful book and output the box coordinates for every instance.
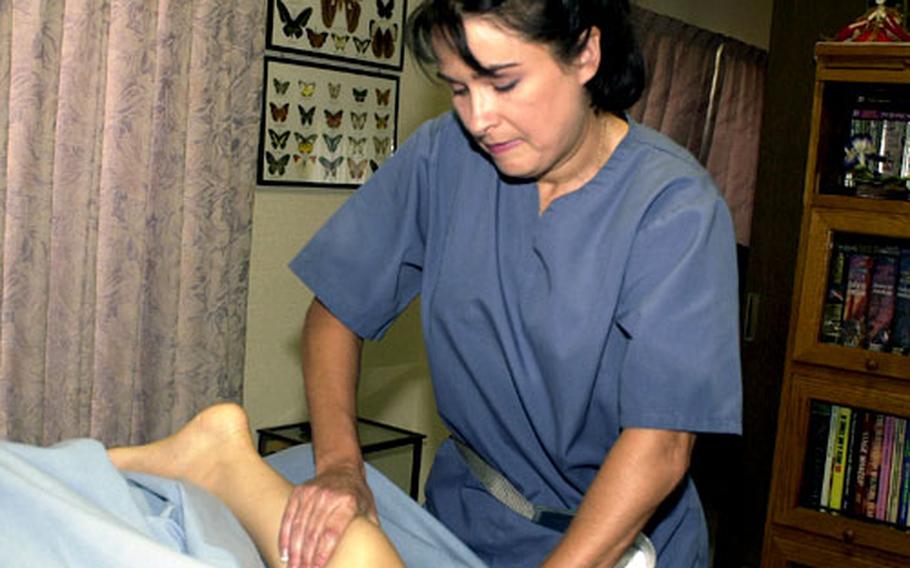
[876,415,895,520]
[851,411,875,516]
[829,405,853,511]
[867,248,899,352]
[821,405,841,509]
[821,242,851,344]
[898,426,910,526]
[801,401,834,509]
[842,409,862,513]
[841,251,875,348]
[888,418,906,523]
[865,413,886,518]
[894,248,910,356]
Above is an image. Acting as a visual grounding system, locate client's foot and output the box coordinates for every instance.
[107,402,255,489]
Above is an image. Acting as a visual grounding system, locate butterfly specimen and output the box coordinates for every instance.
[329,82,341,99]
[373,136,391,158]
[322,133,343,152]
[306,28,328,48]
[266,152,290,175]
[273,78,290,95]
[376,0,394,19]
[347,158,368,179]
[351,111,367,130]
[353,36,371,54]
[276,0,313,38]
[270,102,289,122]
[321,0,339,27]
[268,128,291,150]
[375,87,391,106]
[348,136,367,156]
[298,105,316,127]
[295,132,318,154]
[369,21,396,59]
[374,112,389,129]
[332,33,349,52]
[352,88,368,103]
[299,81,316,97]
[324,109,344,129]
[319,156,344,179]
[343,0,362,33]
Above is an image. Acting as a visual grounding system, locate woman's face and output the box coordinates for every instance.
[432,16,600,183]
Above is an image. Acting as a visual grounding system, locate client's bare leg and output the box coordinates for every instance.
[108,403,403,568]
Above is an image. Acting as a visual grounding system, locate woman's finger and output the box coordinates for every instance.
[299,489,326,568]
[279,486,303,561]
[288,488,318,568]
[299,485,369,567]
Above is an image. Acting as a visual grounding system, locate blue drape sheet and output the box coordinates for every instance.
[0,440,485,567]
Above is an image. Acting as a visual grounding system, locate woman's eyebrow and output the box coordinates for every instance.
[436,62,519,82]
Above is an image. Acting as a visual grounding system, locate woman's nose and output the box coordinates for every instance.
[461,90,498,137]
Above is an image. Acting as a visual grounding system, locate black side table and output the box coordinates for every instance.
[257,418,427,500]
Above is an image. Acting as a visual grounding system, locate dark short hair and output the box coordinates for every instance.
[405,0,644,113]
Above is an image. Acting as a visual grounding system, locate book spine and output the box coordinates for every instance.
[821,242,850,344]
[894,248,910,356]
[821,405,841,509]
[867,249,899,352]
[876,415,895,520]
[899,426,910,526]
[865,413,886,518]
[829,405,852,511]
[842,408,862,513]
[852,411,874,516]
[888,417,906,523]
[801,401,834,509]
[841,251,874,348]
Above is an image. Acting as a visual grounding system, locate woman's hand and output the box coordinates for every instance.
[279,462,379,568]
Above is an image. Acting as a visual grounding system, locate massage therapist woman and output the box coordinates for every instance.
[280,0,742,566]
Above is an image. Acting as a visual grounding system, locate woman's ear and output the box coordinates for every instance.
[575,26,601,85]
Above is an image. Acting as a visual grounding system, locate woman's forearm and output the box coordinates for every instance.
[541,428,695,568]
[301,298,365,472]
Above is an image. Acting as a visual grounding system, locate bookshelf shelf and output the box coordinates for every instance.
[762,43,910,568]
[810,195,910,215]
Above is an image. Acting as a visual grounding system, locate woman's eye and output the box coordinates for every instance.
[450,85,468,96]
[493,80,518,93]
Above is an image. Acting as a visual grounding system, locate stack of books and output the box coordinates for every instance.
[820,238,910,354]
[801,400,910,528]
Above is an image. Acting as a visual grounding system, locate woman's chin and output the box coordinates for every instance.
[490,157,538,181]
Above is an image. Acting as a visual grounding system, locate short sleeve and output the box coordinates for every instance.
[289,119,438,340]
[616,175,742,434]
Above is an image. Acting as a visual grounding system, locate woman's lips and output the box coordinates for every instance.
[485,139,520,155]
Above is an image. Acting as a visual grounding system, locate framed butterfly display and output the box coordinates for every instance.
[258,56,399,188]
[267,0,407,71]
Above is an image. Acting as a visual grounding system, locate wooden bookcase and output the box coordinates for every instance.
[762,43,910,567]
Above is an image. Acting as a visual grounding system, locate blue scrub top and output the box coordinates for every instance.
[290,112,742,568]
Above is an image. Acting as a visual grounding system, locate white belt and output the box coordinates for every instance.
[452,438,656,568]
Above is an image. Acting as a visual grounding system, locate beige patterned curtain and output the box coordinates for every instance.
[630,6,767,245]
[0,0,263,446]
